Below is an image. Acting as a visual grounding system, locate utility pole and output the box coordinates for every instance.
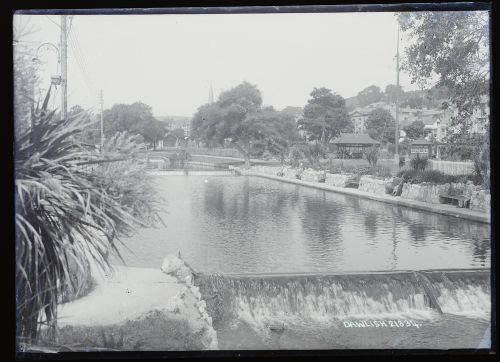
[60,15,68,121]
[394,21,401,164]
[100,89,104,152]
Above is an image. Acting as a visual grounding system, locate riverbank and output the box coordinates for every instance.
[233,167,490,224]
[53,256,218,351]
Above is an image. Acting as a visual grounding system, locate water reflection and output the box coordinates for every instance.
[300,193,344,266]
[117,176,491,273]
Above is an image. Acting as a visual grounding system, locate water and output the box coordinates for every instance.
[195,270,490,349]
[116,175,490,273]
[114,175,491,349]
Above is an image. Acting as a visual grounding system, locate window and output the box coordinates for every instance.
[411,146,428,154]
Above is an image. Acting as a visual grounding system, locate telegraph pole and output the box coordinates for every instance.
[60,15,68,120]
[394,21,401,164]
[100,89,104,152]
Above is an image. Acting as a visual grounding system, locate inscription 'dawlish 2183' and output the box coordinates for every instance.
[342,320,422,328]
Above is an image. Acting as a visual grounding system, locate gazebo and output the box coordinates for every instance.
[329,133,380,159]
[410,139,433,157]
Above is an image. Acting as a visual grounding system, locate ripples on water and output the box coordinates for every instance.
[116,175,490,273]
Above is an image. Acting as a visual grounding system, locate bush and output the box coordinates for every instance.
[473,129,490,189]
[397,169,482,185]
[363,146,379,166]
[288,145,304,168]
[409,155,429,171]
[370,165,393,178]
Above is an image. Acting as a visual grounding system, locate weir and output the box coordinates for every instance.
[194,269,490,333]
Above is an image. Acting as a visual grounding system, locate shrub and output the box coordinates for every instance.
[363,146,379,166]
[473,129,490,189]
[396,169,481,185]
[288,146,304,168]
[370,165,393,179]
[410,155,429,171]
[307,142,326,165]
[177,150,192,166]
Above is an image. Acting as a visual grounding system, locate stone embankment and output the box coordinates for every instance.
[232,165,490,223]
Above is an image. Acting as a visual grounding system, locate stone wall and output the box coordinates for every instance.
[300,168,326,183]
[358,176,389,195]
[250,165,280,176]
[282,167,302,180]
[400,183,451,204]
[325,173,352,188]
[470,189,491,213]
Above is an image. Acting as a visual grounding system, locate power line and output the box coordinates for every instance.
[67,33,98,106]
[44,15,60,28]
[68,29,97,95]
[70,30,96,91]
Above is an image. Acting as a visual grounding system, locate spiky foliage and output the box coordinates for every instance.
[15,92,162,345]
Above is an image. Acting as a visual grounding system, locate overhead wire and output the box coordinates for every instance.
[67,21,100,111]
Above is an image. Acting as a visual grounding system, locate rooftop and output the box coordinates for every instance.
[411,138,433,145]
[330,133,380,145]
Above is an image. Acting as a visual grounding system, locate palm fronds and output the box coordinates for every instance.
[15,93,162,345]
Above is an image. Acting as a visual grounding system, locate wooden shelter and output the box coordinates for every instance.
[410,139,433,157]
[329,133,380,159]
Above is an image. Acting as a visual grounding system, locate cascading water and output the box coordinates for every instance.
[420,270,491,320]
[194,269,490,348]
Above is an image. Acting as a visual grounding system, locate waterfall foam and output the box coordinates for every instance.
[195,270,490,337]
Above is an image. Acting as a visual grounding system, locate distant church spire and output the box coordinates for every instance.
[208,84,214,104]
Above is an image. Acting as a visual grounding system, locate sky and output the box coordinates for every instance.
[15,12,420,118]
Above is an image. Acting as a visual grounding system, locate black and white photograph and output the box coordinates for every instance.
[13,4,492,354]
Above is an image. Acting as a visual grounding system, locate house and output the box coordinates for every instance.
[329,133,380,159]
[349,110,371,134]
[424,119,448,142]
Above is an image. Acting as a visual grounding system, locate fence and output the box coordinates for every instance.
[428,160,475,175]
[159,147,241,158]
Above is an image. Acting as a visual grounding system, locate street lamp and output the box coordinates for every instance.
[32,42,61,87]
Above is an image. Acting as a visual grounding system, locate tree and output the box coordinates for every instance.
[141,119,167,149]
[357,85,384,107]
[404,120,426,140]
[364,146,379,166]
[103,102,166,148]
[398,11,489,144]
[266,110,301,164]
[68,105,99,145]
[191,81,279,167]
[384,84,404,104]
[13,17,39,140]
[401,94,424,109]
[191,103,226,148]
[298,87,352,145]
[366,108,395,144]
[167,128,185,147]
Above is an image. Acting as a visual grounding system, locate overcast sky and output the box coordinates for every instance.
[15,12,420,118]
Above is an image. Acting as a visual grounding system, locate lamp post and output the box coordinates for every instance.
[32,42,62,92]
[394,22,401,166]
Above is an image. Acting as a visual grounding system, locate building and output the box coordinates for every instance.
[349,102,397,134]
[329,133,380,158]
[158,116,191,138]
[350,110,371,134]
[424,119,448,142]
[410,139,433,157]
